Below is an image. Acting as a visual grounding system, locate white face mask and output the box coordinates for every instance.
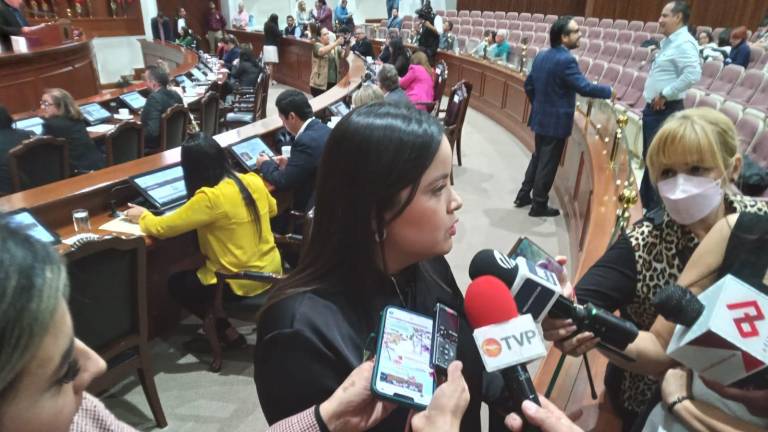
[657,173,723,225]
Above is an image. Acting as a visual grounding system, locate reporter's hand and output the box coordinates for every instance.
[701,378,768,419]
[542,317,600,356]
[255,153,271,169]
[411,361,470,432]
[319,361,396,432]
[505,398,583,432]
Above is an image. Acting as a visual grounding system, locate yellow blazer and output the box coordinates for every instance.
[139,173,282,296]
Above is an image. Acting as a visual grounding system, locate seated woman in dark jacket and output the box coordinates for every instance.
[0,105,33,194]
[39,88,105,174]
[231,48,263,88]
[387,36,411,77]
[254,103,512,431]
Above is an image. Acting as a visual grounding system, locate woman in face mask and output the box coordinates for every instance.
[540,107,768,431]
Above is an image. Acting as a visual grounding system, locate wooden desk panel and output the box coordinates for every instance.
[0,38,99,114]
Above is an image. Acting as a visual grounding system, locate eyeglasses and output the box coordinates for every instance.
[39,100,52,107]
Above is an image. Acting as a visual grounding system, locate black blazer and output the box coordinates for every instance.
[141,87,183,149]
[255,256,509,431]
[42,116,105,173]
[351,38,374,59]
[0,2,24,51]
[259,118,330,212]
[231,61,262,88]
[150,16,173,41]
[0,127,32,194]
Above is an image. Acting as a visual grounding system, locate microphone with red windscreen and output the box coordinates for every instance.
[465,275,547,431]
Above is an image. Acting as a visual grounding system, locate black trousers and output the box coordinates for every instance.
[168,270,243,320]
[310,82,335,97]
[640,100,684,212]
[519,134,566,208]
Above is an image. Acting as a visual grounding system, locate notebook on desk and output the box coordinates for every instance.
[129,164,188,214]
[80,103,113,125]
[2,208,60,245]
[13,116,44,135]
[119,91,147,112]
[226,136,275,172]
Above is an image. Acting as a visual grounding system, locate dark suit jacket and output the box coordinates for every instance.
[0,2,24,51]
[259,118,330,211]
[0,127,32,194]
[151,16,173,41]
[525,46,612,139]
[141,87,183,149]
[231,61,262,88]
[351,38,374,59]
[42,116,105,173]
[385,87,412,107]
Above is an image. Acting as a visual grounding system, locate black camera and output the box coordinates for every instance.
[415,1,434,22]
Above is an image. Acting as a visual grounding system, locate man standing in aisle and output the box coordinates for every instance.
[386,0,399,19]
[639,1,701,213]
[514,16,613,217]
[205,1,226,54]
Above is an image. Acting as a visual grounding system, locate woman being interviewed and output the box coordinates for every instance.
[125,134,282,354]
[254,104,509,430]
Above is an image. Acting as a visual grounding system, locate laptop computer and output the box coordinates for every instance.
[119,91,147,112]
[80,103,113,125]
[13,116,44,135]
[176,74,196,90]
[329,100,350,117]
[189,67,210,83]
[2,208,60,245]
[128,164,188,214]
[227,136,275,172]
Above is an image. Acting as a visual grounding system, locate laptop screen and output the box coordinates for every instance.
[189,67,207,82]
[80,103,112,125]
[13,116,44,135]
[119,91,147,111]
[229,137,275,171]
[131,165,188,209]
[330,101,350,117]
[3,209,59,244]
[176,75,195,89]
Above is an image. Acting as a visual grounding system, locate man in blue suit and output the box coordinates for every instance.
[256,90,331,213]
[515,16,613,217]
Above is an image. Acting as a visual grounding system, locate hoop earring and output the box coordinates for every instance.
[374,229,387,242]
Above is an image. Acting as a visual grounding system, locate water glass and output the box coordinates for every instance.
[72,209,91,233]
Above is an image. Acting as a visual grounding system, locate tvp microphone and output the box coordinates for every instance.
[662,274,768,389]
[465,275,545,431]
[469,249,639,351]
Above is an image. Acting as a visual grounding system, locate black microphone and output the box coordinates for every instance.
[652,283,705,326]
[469,249,639,351]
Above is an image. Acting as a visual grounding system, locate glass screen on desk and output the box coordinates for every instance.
[230,137,275,170]
[176,75,194,88]
[133,165,187,207]
[80,103,112,124]
[3,211,58,244]
[13,116,44,135]
[120,92,146,110]
[190,67,207,81]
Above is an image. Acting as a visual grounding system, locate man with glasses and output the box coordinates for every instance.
[350,26,373,58]
[514,16,614,217]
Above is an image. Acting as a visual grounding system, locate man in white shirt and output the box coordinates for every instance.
[640,1,701,212]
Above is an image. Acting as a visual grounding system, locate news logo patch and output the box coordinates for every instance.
[481,338,502,357]
[472,314,547,372]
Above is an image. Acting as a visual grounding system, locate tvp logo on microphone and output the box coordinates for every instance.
[727,300,765,338]
[473,314,547,372]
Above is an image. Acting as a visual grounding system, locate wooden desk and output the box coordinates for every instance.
[0,39,365,338]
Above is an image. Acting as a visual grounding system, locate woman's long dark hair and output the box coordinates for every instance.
[388,37,406,62]
[180,133,262,239]
[263,103,443,312]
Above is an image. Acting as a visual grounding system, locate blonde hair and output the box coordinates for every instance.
[646,107,737,184]
[43,88,83,121]
[410,51,434,82]
[351,84,384,108]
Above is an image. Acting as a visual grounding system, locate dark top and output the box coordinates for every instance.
[150,16,173,41]
[378,44,391,63]
[390,52,410,77]
[231,61,262,88]
[385,87,412,107]
[719,212,768,292]
[206,10,225,32]
[417,23,440,54]
[525,45,612,139]
[42,116,105,173]
[255,256,508,431]
[223,46,241,70]
[264,22,282,46]
[258,119,330,212]
[0,127,32,194]
[351,38,374,58]
[0,1,24,51]
[141,87,183,149]
[726,40,751,68]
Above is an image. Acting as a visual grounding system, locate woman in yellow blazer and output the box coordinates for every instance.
[125,133,282,347]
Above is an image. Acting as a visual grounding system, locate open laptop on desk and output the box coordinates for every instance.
[2,208,60,245]
[226,136,275,172]
[176,74,196,91]
[129,164,188,214]
[119,91,147,112]
[80,103,113,126]
[13,116,44,135]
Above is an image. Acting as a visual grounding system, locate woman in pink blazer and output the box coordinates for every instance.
[400,51,435,111]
